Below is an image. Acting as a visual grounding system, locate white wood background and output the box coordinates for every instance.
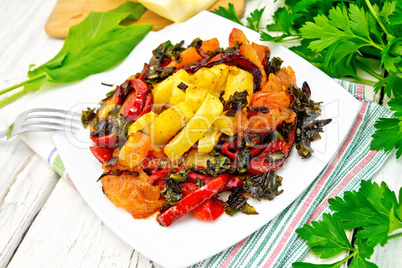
[0,0,401,267]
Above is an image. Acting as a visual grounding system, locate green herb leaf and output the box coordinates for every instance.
[246,7,265,32]
[293,260,344,268]
[370,95,402,158]
[109,1,146,19]
[211,3,243,25]
[296,181,402,267]
[266,7,294,34]
[329,180,402,246]
[373,74,402,97]
[381,36,402,74]
[212,4,265,33]
[299,4,381,69]
[0,2,150,108]
[348,238,377,268]
[33,9,151,83]
[296,213,354,259]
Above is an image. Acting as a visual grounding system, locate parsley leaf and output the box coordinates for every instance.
[329,180,402,246]
[246,7,265,32]
[348,238,377,268]
[299,4,382,69]
[211,4,265,33]
[373,73,402,97]
[293,261,344,268]
[211,3,242,25]
[296,213,354,258]
[216,0,402,159]
[296,181,402,267]
[370,94,402,158]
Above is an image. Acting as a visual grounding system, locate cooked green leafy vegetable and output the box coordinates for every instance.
[0,2,151,108]
[244,171,283,201]
[160,176,183,211]
[293,180,402,267]
[145,40,184,84]
[288,83,332,158]
[225,187,258,216]
[212,0,402,158]
[224,90,249,117]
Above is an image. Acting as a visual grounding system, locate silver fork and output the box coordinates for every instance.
[0,108,83,139]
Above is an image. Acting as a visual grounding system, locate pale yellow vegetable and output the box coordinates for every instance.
[127,112,158,136]
[169,79,190,106]
[191,64,229,93]
[209,64,229,94]
[164,94,223,161]
[153,102,194,145]
[198,129,222,153]
[222,66,254,103]
[137,0,218,23]
[177,101,194,121]
[191,67,215,89]
[152,69,191,111]
[213,113,235,136]
[184,84,209,112]
[183,149,215,167]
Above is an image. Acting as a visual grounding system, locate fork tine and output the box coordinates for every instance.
[17,127,79,134]
[21,121,81,130]
[25,114,82,123]
[26,108,81,115]
[3,108,84,140]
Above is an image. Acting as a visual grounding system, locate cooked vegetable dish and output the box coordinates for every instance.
[82,28,331,226]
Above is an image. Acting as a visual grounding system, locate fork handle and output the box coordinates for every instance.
[0,129,7,139]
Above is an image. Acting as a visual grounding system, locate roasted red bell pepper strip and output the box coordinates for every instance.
[149,168,169,184]
[247,123,296,174]
[122,79,150,121]
[181,182,199,197]
[157,173,229,226]
[137,92,152,118]
[193,195,225,221]
[221,142,237,160]
[154,179,166,190]
[90,133,116,149]
[187,172,213,184]
[89,146,114,164]
[249,147,264,156]
[137,63,150,82]
[220,175,244,192]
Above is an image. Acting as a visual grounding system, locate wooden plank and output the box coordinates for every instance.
[1,0,401,267]
[7,179,162,268]
[0,139,58,267]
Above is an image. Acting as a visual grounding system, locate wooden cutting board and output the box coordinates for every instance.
[45,0,245,39]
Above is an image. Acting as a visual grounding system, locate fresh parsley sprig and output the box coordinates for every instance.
[212,3,265,33]
[0,2,152,108]
[212,1,402,158]
[294,180,402,267]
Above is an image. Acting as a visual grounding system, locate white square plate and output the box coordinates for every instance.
[53,12,361,268]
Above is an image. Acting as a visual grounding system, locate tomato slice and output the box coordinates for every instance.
[90,134,116,149]
[193,195,226,221]
[90,146,114,164]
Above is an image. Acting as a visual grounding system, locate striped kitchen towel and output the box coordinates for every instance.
[190,80,394,268]
[47,80,394,267]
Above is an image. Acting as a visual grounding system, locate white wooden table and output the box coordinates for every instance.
[0,0,401,267]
